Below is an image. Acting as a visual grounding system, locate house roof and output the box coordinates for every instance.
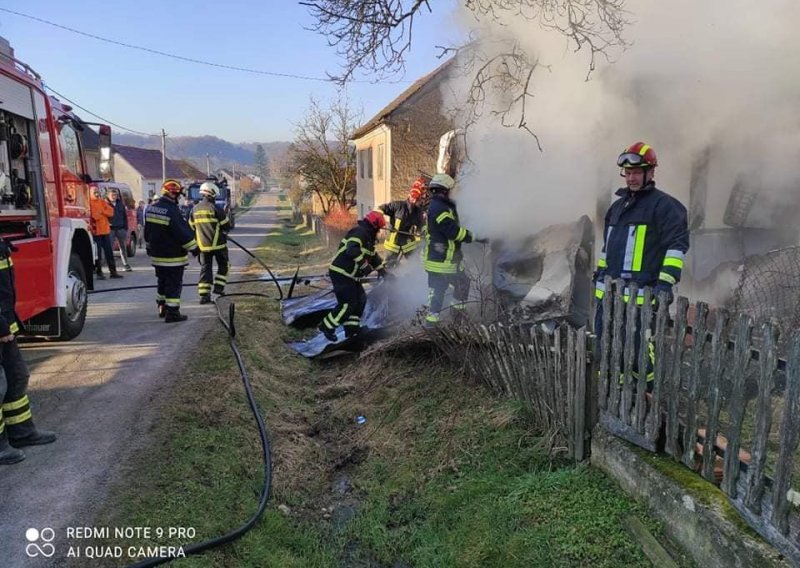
[351,58,454,140]
[175,159,206,180]
[113,144,185,179]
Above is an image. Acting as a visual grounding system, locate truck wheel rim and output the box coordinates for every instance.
[65,270,87,322]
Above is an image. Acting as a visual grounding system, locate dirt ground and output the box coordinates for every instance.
[0,192,279,568]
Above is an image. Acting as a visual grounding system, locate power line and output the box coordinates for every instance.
[44,85,158,137]
[0,7,345,83]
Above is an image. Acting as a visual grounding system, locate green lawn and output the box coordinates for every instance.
[87,213,690,567]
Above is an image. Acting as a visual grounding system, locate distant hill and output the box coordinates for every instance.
[112,133,291,170]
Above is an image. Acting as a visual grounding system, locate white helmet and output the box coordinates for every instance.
[199,181,219,198]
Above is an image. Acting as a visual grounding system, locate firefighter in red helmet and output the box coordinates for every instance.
[145,179,199,322]
[319,211,386,341]
[594,142,689,387]
[376,176,428,264]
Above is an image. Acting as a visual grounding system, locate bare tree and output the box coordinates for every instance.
[288,96,361,215]
[303,1,628,140]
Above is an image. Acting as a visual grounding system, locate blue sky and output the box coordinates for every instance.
[1,1,460,142]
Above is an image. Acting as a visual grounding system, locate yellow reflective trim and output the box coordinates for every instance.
[663,257,684,269]
[182,240,198,250]
[4,409,32,424]
[456,227,467,242]
[435,211,455,224]
[631,225,647,272]
[639,144,651,156]
[329,265,357,279]
[659,272,677,285]
[597,258,607,269]
[9,322,19,334]
[2,395,29,411]
[0,259,11,269]
[147,218,170,226]
[595,289,604,299]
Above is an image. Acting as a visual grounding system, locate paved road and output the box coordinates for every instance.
[0,193,278,567]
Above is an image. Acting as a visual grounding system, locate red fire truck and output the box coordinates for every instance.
[0,38,110,339]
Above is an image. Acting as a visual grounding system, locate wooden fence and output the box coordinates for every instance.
[429,319,591,462]
[597,276,800,564]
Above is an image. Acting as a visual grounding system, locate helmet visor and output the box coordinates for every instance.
[617,152,648,168]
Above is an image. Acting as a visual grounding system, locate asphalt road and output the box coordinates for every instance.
[0,192,279,567]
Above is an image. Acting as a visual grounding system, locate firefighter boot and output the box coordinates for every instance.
[7,418,56,448]
[165,307,188,323]
[0,431,25,464]
[318,324,337,342]
[157,301,166,318]
[199,295,211,305]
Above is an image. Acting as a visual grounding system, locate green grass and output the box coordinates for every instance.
[87,211,689,567]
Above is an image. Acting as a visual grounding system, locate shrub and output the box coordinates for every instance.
[323,205,356,231]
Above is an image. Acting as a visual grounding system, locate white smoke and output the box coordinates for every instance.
[443,0,800,252]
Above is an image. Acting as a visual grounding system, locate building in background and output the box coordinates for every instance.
[113,144,186,201]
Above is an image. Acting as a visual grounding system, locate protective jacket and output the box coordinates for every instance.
[329,220,382,280]
[189,199,230,252]
[378,200,424,254]
[595,182,689,303]
[424,194,473,274]
[0,240,19,336]
[90,197,113,236]
[145,195,198,267]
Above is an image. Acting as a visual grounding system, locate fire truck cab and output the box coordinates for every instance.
[0,37,109,340]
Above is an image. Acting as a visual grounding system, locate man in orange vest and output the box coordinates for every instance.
[90,188,122,279]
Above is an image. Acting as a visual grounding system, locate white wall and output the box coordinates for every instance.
[353,124,390,216]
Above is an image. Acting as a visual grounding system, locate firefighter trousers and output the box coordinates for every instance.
[426,270,470,321]
[155,266,185,311]
[322,273,366,337]
[594,300,654,385]
[199,249,230,297]
[0,339,39,440]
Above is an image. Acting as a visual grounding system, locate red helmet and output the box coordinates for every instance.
[161,179,184,195]
[364,211,386,230]
[617,142,658,169]
[408,187,422,203]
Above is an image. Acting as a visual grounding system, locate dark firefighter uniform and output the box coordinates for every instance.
[594,181,689,381]
[320,219,383,339]
[189,199,231,299]
[0,239,56,464]
[424,192,473,324]
[145,193,198,321]
[378,200,424,260]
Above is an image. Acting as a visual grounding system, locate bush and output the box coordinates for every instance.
[323,205,356,231]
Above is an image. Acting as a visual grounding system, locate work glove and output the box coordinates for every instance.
[474,237,490,244]
[654,282,674,307]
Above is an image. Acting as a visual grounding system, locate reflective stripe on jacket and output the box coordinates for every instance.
[377,200,423,254]
[424,194,473,274]
[144,196,198,267]
[329,221,381,280]
[189,199,230,252]
[595,183,689,302]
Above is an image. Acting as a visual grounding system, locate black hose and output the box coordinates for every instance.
[126,292,273,568]
[227,236,284,300]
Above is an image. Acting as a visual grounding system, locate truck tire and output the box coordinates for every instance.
[126,233,137,257]
[59,253,88,340]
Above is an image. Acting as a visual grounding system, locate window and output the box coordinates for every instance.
[367,147,373,179]
[59,126,84,178]
[358,149,365,179]
[148,183,156,198]
[376,144,384,181]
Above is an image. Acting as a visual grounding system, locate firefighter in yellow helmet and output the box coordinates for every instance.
[144,179,199,322]
[189,181,231,304]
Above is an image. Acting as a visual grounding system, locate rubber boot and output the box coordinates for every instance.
[318,324,337,342]
[0,431,25,465]
[199,295,211,305]
[8,426,56,448]
[157,302,166,318]
[165,307,188,323]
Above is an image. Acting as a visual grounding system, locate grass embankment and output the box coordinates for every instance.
[91,206,689,567]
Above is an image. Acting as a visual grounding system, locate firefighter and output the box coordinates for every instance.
[0,238,56,465]
[423,173,485,326]
[145,179,199,323]
[319,211,386,341]
[376,177,427,264]
[189,181,231,304]
[594,142,689,384]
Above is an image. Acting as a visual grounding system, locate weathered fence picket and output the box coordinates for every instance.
[665,296,688,459]
[721,314,753,497]
[772,334,800,535]
[702,310,728,482]
[681,301,708,469]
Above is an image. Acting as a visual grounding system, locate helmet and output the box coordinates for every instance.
[364,211,386,230]
[617,142,658,169]
[199,181,219,198]
[428,173,455,194]
[408,187,422,203]
[161,179,183,196]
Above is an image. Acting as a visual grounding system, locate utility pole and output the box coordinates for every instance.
[206,153,210,177]
[232,162,237,205]
[161,128,167,186]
